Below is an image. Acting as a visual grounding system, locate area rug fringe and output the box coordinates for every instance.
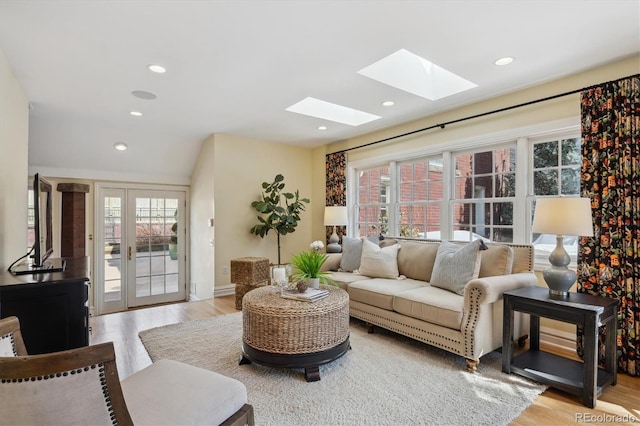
[139,312,545,426]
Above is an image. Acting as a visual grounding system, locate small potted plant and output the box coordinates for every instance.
[169,210,178,260]
[290,241,335,289]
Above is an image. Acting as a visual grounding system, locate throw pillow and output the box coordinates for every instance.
[479,244,514,277]
[339,237,363,272]
[430,240,482,295]
[357,239,400,279]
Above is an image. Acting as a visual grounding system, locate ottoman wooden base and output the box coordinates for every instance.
[240,338,350,382]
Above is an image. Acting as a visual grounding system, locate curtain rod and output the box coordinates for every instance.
[335,73,639,155]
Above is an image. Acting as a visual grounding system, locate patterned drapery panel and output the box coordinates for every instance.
[325,152,347,244]
[578,75,639,376]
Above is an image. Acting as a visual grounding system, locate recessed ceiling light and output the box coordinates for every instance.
[131,90,157,100]
[286,97,380,126]
[129,111,142,117]
[494,57,514,66]
[358,49,477,101]
[382,101,395,107]
[318,126,327,130]
[114,142,128,151]
[147,64,166,74]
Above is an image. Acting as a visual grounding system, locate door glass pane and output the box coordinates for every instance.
[135,197,179,299]
[103,196,122,302]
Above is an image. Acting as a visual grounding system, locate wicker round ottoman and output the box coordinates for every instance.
[240,286,350,382]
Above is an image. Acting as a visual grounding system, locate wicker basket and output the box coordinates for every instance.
[232,257,270,309]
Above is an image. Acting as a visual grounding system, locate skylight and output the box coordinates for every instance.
[286,97,381,126]
[358,49,477,101]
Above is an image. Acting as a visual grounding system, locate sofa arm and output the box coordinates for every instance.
[321,253,342,272]
[464,272,538,305]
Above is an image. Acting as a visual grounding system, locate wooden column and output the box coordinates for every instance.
[57,183,90,258]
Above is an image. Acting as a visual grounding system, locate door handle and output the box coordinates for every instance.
[128,246,132,261]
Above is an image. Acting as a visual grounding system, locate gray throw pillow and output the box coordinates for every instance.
[339,237,363,272]
[430,240,482,295]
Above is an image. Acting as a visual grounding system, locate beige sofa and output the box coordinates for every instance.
[322,237,537,371]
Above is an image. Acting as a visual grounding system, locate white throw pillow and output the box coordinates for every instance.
[430,240,482,295]
[357,239,400,279]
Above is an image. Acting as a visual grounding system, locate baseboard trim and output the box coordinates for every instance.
[540,326,576,353]
[188,293,201,302]
[214,284,235,297]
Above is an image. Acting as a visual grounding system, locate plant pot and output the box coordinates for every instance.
[169,243,178,260]
[306,278,320,289]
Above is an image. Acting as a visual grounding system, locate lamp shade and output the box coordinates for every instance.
[324,206,348,226]
[532,197,594,237]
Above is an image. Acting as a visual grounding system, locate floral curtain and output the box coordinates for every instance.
[578,75,639,376]
[325,152,347,244]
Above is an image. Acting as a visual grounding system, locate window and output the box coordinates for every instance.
[530,137,582,261]
[398,157,443,238]
[355,166,390,237]
[532,138,580,196]
[348,122,581,270]
[452,146,516,242]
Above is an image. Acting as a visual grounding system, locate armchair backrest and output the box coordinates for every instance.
[0,341,133,426]
[0,316,27,356]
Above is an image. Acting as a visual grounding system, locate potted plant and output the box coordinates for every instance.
[169,210,178,260]
[249,174,309,265]
[290,241,335,289]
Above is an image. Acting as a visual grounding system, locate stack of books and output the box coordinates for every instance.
[281,288,329,302]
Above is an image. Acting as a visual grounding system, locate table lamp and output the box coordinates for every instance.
[532,197,593,297]
[324,206,348,253]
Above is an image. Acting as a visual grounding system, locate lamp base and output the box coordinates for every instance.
[542,266,576,298]
[326,226,342,253]
[326,243,341,253]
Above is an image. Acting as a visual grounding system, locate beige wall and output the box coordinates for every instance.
[190,134,314,294]
[0,49,29,269]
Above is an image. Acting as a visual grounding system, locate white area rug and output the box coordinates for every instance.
[139,312,545,426]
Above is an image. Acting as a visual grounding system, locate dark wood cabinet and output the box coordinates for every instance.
[0,257,90,354]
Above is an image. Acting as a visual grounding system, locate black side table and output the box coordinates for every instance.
[502,286,618,408]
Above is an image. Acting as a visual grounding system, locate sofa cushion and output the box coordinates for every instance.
[348,278,424,310]
[328,271,370,290]
[358,239,400,279]
[396,241,440,282]
[430,240,482,295]
[479,244,514,277]
[392,286,464,330]
[339,237,363,272]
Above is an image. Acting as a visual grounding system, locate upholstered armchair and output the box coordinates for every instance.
[0,316,254,426]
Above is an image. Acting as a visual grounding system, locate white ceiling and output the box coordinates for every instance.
[1,0,638,183]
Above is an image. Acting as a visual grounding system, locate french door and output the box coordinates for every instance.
[96,184,187,314]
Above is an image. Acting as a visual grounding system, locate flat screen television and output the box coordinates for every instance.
[12,173,65,275]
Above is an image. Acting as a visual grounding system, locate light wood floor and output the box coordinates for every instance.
[90,296,639,425]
